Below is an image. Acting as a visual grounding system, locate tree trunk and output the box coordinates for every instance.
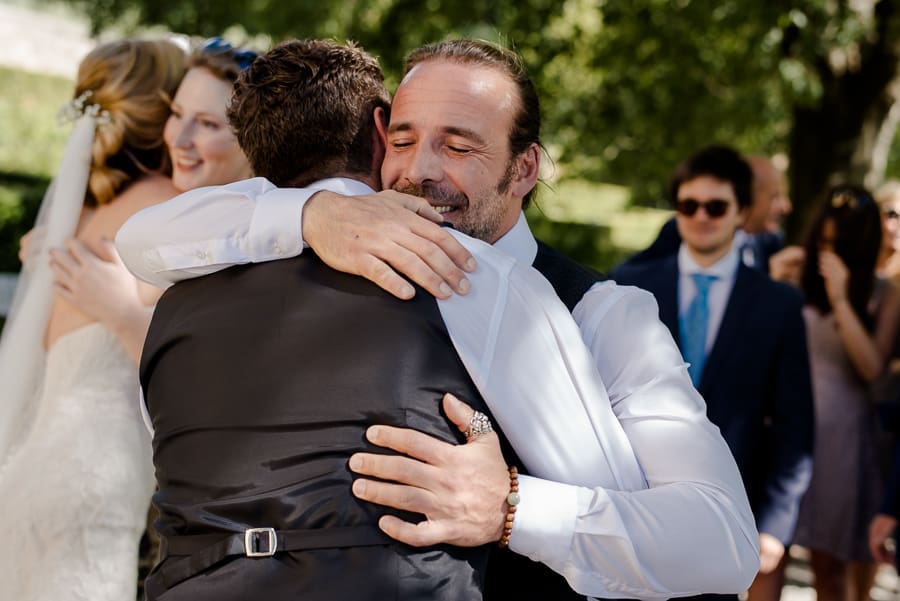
[785,0,900,242]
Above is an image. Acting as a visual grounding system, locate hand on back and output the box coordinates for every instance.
[302,190,476,300]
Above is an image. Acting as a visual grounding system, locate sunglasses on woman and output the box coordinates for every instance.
[675,198,732,218]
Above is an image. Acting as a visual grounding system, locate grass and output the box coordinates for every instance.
[0,67,72,178]
[527,179,671,272]
[0,67,70,275]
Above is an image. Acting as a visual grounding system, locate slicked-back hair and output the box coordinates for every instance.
[801,184,882,325]
[404,39,541,207]
[669,145,753,209]
[227,39,391,188]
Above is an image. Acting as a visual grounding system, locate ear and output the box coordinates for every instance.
[374,106,389,146]
[511,143,540,201]
[370,107,388,186]
[736,205,749,229]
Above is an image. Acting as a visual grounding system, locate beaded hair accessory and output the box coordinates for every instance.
[57,90,111,127]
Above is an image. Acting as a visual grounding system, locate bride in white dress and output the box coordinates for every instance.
[0,39,186,599]
[0,37,256,599]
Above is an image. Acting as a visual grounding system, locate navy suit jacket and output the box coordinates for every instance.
[612,254,814,544]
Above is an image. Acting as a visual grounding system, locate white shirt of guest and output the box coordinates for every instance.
[677,241,741,353]
[118,177,760,599]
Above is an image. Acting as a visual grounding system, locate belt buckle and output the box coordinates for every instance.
[244,527,278,557]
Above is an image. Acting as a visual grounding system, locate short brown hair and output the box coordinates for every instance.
[404,39,541,206]
[227,39,390,188]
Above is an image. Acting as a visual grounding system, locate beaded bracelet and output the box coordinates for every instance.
[498,466,520,548]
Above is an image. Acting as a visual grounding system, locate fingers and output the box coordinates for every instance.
[364,424,450,464]
[393,192,443,224]
[96,237,122,264]
[18,230,33,264]
[349,452,438,488]
[398,226,474,291]
[351,476,433,511]
[48,247,78,278]
[443,393,476,434]
[377,515,448,547]
[358,256,416,300]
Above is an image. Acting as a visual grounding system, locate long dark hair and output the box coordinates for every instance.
[801,184,882,326]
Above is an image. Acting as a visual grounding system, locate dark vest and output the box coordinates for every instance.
[483,240,604,601]
[141,254,498,600]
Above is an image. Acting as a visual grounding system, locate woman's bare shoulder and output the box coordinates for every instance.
[80,175,179,240]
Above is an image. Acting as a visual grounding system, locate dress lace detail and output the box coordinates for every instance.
[0,323,154,599]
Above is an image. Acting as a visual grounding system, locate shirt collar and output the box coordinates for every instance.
[677,239,740,279]
[308,177,377,196]
[493,212,538,264]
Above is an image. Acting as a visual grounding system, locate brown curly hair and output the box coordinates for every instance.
[227,39,390,188]
[74,39,185,206]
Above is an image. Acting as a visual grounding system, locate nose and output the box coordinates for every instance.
[401,145,443,186]
[778,194,792,216]
[172,119,196,150]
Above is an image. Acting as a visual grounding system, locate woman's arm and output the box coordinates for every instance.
[822,250,900,381]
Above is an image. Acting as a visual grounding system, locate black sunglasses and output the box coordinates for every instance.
[675,198,732,218]
[830,189,873,210]
[201,37,258,70]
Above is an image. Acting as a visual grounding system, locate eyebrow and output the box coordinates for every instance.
[387,122,487,146]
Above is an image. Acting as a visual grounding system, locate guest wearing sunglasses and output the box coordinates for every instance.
[613,146,814,601]
[616,155,790,272]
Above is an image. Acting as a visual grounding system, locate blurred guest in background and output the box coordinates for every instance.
[613,146,813,601]
[778,185,900,601]
[618,153,790,271]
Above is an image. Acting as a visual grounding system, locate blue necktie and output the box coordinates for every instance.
[680,273,718,386]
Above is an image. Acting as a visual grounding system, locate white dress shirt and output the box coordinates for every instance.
[677,242,740,353]
[117,178,759,598]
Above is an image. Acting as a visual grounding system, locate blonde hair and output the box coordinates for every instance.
[74,39,185,206]
[876,180,900,208]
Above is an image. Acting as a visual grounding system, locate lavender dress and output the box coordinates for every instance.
[793,304,884,562]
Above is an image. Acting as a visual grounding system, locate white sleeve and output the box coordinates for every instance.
[439,242,759,598]
[115,177,311,288]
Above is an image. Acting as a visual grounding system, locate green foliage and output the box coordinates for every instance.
[0,172,48,272]
[0,66,69,274]
[0,67,71,178]
[56,1,900,216]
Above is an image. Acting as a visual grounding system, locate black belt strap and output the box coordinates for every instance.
[151,525,391,595]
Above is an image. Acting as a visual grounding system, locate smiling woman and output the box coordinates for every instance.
[164,41,254,192]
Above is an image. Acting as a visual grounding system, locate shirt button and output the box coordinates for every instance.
[273,242,282,255]
[195,250,207,259]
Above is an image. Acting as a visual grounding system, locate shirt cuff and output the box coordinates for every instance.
[247,187,312,260]
[508,474,578,565]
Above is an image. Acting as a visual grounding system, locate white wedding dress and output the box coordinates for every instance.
[0,322,154,600]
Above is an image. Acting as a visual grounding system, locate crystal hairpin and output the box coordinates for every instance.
[57,90,112,128]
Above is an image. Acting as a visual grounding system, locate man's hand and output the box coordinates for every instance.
[757,532,785,575]
[349,393,510,547]
[303,190,476,300]
[869,513,898,565]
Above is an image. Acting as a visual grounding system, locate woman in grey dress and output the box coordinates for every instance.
[785,185,900,601]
